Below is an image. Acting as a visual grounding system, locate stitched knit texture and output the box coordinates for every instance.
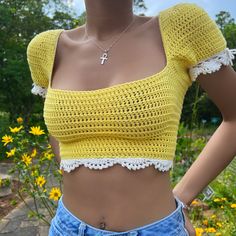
[26,3,236,172]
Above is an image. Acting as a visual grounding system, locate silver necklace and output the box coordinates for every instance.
[84,16,137,65]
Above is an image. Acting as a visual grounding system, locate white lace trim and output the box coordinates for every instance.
[60,158,173,172]
[31,82,47,98]
[189,48,236,81]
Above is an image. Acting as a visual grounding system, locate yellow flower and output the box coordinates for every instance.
[31,148,37,158]
[220,205,224,209]
[202,219,208,226]
[195,227,204,236]
[44,152,54,160]
[47,144,52,149]
[29,126,45,136]
[35,176,46,187]
[216,233,222,236]
[211,214,216,219]
[57,169,62,175]
[49,187,62,201]
[213,198,221,202]
[6,147,16,157]
[230,203,236,208]
[21,153,32,166]
[221,197,227,201]
[216,222,222,227]
[9,125,23,133]
[1,135,13,146]
[16,117,23,124]
[205,227,216,233]
[191,199,198,205]
[31,170,38,177]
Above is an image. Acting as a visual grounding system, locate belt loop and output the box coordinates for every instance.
[78,222,86,236]
[129,231,138,236]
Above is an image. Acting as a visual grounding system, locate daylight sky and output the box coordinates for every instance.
[68,0,236,21]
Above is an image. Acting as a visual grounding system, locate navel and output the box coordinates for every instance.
[98,216,107,230]
[99,221,107,229]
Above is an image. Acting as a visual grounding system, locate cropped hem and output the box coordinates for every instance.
[60,158,173,172]
[31,82,47,97]
[189,48,236,81]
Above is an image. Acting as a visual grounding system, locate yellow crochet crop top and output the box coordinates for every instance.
[26,3,236,172]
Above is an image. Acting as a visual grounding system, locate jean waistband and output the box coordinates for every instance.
[55,193,186,235]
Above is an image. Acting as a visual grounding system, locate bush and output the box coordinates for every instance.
[1,116,63,225]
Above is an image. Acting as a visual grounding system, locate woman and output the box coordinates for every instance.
[26,0,236,235]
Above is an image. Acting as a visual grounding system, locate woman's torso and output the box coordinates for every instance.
[51,15,177,232]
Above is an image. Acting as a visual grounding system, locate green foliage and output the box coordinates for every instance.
[170,122,208,186]
[0,0,78,122]
[0,177,11,187]
[0,112,10,159]
[1,116,63,225]
[133,0,147,14]
[216,10,236,71]
[10,199,18,206]
[0,0,148,122]
[216,11,235,31]
[0,0,235,127]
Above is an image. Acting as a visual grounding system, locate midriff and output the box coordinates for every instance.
[61,164,176,232]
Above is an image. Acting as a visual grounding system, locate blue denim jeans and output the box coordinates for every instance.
[48,194,190,236]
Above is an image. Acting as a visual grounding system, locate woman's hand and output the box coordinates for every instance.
[182,209,196,236]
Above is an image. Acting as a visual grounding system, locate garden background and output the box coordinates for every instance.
[0,0,236,235]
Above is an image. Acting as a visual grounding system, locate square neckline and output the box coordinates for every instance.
[48,10,169,95]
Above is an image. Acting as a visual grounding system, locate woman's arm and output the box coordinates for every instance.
[48,134,61,164]
[173,65,236,205]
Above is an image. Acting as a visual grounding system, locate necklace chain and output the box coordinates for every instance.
[84,16,137,65]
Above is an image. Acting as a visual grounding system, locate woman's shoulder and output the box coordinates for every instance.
[29,28,63,40]
[159,2,229,84]
[27,29,64,55]
[158,2,212,49]
[159,2,226,58]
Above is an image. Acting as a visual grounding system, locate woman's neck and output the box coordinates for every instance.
[84,0,135,41]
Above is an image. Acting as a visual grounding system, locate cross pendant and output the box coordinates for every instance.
[100,51,108,65]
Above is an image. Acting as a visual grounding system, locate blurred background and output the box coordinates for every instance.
[0,0,235,125]
[0,1,236,235]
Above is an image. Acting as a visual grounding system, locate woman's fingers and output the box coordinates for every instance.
[183,209,196,236]
[185,216,196,236]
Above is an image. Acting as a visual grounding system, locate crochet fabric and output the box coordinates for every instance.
[26,3,236,172]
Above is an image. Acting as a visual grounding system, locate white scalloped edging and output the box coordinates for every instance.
[60,158,173,172]
[189,48,236,81]
[31,82,47,98]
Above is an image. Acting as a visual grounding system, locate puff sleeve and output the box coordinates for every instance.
[26,29,63,97]
[170,3,236,83]
[26,31,50,98]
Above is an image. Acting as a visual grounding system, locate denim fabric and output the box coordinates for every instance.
[48,194,190,236]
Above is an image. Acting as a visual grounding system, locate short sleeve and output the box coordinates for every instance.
[168,3,236,83]
[26,31,51,98]
[27,29,65,97]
